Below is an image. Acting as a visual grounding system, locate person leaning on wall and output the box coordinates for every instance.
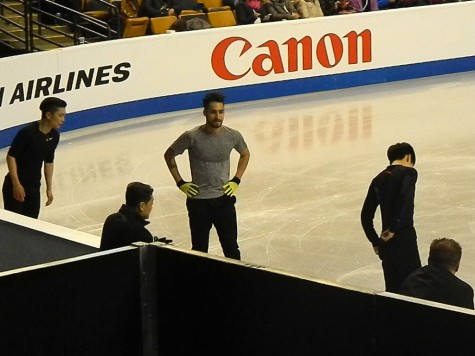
[400,238,474,309]
[100,182,156,250]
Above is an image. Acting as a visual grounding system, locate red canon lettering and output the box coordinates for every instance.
[212,30,372,80]
[253,40,285,76]
[211,37,252,80]
[317,34,344,68]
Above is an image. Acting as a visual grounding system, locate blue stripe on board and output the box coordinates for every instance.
[1,56,474,148]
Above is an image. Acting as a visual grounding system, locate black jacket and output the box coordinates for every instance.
[141,0,171,17]
[235,0,258,24]
[260,0,298,21]
[100,204,153,250]
[400,264,474,309]
[361,165,417,247]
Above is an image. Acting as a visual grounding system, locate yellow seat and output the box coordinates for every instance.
[202,0,223,7]
[122,16,150,37]
[208,6,231,12]
[120,0,150,37]
[179,9,202,15]
[207,10,236,27]
[81,0,112,21]
[149,16,177,34]
[179,12,208,21]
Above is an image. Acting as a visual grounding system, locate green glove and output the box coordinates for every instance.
[177,179,199,198]
[223,176,240,196]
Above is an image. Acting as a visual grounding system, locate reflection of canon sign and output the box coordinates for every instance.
[212,30,372,80]
[254,107,372,153]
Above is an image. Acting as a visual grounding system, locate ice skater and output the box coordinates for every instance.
[361,142,421,292]
[2,97,66,219]
[164,92,250,260]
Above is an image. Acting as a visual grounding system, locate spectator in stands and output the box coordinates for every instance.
[260,0,300,21]
[141,0,177,17]
[346,0,378,11]
[318,0,350,15]
[168,0,208,14]
[292,0,324,18]
[169,16,211,30]
[164,92,250,260]
[100,182,155,250]
[223,0,237,9]
[2,97,66,219]
[361,142,421,293]
[235,0,262,24]
[169,18,189,31]
[400,238,474,309]
[390,0,431,7]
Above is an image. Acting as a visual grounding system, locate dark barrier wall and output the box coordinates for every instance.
[374,295,475,355]
[0,219,98,272]
[153,245,475,356]
[1,242,474,355]
[0,249,143,356]
[154,246,376,355]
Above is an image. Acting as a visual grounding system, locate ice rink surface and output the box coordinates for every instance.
[2,71,475,292]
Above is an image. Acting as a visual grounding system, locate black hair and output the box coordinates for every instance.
[39,97,67,116]
[202,92,225,110]
[387,142,416,165]
[125,182,154,209]
[428,238,462,270]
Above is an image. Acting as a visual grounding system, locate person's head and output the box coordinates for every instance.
[428,238,462,274]
[387,142,416,166]
[170,19,187,32]
[246,0,261,10]
[202,92,225,130]
[125,182,154,219]
[40,97,67,129]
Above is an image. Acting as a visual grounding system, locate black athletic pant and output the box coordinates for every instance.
[186,195,240,260]
[378,227,421,293]
[2,175,41,219]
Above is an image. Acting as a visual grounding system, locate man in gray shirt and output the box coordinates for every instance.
[164,92,250,260]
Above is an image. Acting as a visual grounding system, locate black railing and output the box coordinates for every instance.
[0,0,28,50]
[0,0,120,53]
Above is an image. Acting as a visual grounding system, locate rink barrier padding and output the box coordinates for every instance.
[153,245,375,355]
[373,293,475,355]
[0,248,142,356]
[152,245,475,355]
[1,239,474,355]
[0,219,98,272]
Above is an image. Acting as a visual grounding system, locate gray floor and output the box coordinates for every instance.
[2,71,475,292]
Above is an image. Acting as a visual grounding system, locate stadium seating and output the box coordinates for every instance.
[81,0,113,21]
[122,16,150,37]
[202,0,223,7]
[207,9,236,27]
[149,15,177,34]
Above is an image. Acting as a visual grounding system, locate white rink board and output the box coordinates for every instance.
[0,2,474,133]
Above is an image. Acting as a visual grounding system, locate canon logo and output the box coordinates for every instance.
[212,30,372,80]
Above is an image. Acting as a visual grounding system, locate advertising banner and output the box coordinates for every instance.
[0,3,474,137]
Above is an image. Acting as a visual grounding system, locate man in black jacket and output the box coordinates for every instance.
[400,238,474,309]
[361,142,421,292]
[141,0,177,17]
[100,182,155,250]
